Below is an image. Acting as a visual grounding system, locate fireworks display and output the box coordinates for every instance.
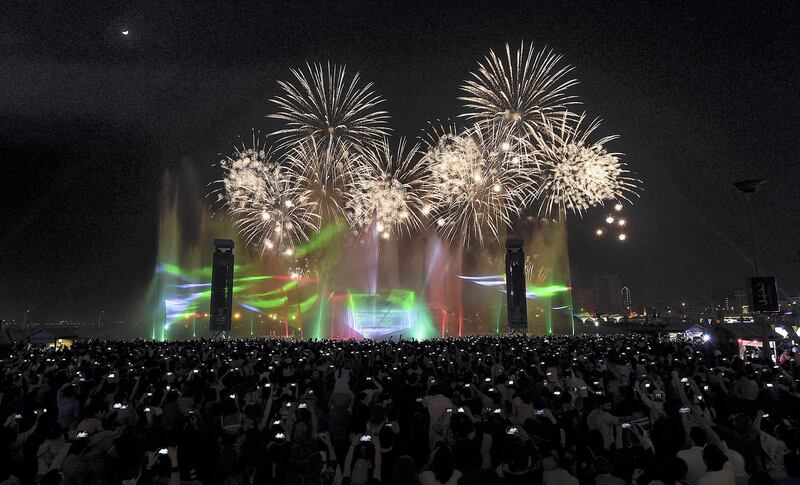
[529,113,639,218]
[460,42,579,140]
[345,139,428,239]
[216,140,319,255]
[269,62,390,152]
[216,43,640,252]
[285,136,354,224]
[422,123,533,246]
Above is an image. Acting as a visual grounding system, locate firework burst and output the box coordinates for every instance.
[422,123,535,246]
[216,139,319,255]
[270,62,390,152]
[286,136,355,224]
[529,112,639,218]
[345,139,429,239]
[460,42,579,141]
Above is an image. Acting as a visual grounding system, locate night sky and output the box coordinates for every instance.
[2,1,799,321]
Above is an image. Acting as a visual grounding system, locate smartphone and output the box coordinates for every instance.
[108,374,115,379]
[229,394,236,399]
[506,426,518,435]
[507,380,514,385]
[679,407,690,414]
[766,383,774,388]
[14,413,22,420]
[457,407,465,413]
[622,422,631,429]
[492,408,502,414]
[680,377,689,383]
[145,407,151,413]
[535,409,545,416]
[77,431,89,439]
[360,435,372,442]
[298,403,308,409]
[113,403,123,409]
[158,448,169,455]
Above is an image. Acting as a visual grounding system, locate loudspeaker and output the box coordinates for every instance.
[505,239,528,333]
[210,239,234,333]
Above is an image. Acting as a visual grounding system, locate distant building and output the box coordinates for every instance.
[572,289,595,315]
[733,288,747,314]
[621,286,632,310]
[594,274,623,315]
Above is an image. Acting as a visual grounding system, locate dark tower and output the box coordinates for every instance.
[505,239,528,334]
[209,239,234,337]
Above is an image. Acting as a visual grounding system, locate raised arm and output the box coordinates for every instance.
[372,434,382,480]
[342,435,359,479]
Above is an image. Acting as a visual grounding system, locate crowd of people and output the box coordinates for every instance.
[2,334,800,485]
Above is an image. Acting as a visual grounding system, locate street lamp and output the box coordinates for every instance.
[733,179,766,276]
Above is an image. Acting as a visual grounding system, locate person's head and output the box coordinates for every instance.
[659,456,689,484]
[430,445,454,483]
[702,444,728,471]
[351,456,373,485]
[506,439,530,472]
[594,456,613,475]
[689,427,708,447]
[369,405,386,425]
[292,421,311,443]
[749,470,774,485]
[448,413,473,440]
[784,453,800,478]
[39,469,61,485]
[391,455,418,485]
